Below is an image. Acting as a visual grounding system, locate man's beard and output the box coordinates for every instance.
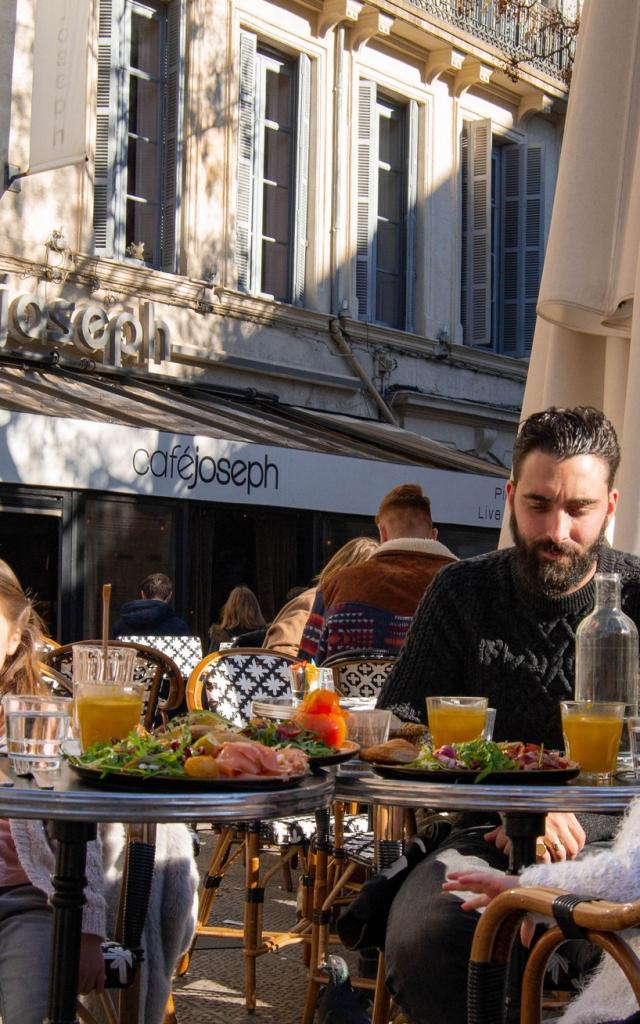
[510,511,607,597]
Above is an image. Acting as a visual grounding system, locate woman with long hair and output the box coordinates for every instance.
[263,536,379,657]
[0,565,198,1024]
[208,585,267,652]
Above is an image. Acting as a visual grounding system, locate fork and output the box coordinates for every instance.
[30,771,54,790]
[0,766,14,787]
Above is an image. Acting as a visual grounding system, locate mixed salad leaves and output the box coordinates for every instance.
[242,718,338,757]
[407,739,573,782]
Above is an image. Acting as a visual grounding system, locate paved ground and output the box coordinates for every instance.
[172,829,331,1024]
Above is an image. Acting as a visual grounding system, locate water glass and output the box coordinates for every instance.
[289,664,334,703]
[2,694,70,775]
[346,709,392,748]
[482,707,497,741]
[561,700,625,782]
[426,696,488,749]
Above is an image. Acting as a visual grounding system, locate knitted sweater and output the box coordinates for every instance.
[377,546,640,749]
[517,797,640,1024]
[298,539,457,665]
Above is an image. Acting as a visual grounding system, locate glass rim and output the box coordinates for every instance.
[560,700,626,710]
[1,693,69,710]
[426,695,488,706]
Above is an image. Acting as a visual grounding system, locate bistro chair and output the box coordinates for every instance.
[323,650,396,702]
[179,647,317,1011]
[42,640,184,729]
[468,884,640,1023]
[118,634,203,690]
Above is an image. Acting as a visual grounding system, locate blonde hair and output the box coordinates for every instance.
[318,536,379,589]
[0,565,46,707]
[219,586,266,634]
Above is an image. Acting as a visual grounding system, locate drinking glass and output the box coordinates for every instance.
[561,700,625,782]
[2,694,70,775]
[75,680,145,750]
[627,716,640,779]
[346,709,392,748]
[72,644,137,684]
[426,696,488,749]
[289,665,334,704]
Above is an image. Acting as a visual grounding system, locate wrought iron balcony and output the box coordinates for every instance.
[408,0,577,83]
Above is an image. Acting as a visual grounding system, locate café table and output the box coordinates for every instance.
[332,766,640,1024]
[0,758,335,1024]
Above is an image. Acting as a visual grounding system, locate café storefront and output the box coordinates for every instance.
[0,377,507,644]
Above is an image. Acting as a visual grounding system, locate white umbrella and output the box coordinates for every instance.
[503,0,640,553]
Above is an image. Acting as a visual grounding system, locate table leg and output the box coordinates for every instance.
[44,820,97,1024]
[501,812,547,1024]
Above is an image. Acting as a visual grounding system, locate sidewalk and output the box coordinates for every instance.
[172,829,318,1024]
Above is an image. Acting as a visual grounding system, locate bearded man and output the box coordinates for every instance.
[376,406,640,1024]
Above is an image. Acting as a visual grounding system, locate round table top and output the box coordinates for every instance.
[0,759,335,823]
[334,765,640,814]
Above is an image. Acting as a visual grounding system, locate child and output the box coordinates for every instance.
[443,799,640,1024]
[0,566,198,1024]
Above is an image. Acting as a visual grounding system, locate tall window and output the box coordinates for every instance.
[93,0,183,271]
[460,120,543,356]
[355,83,417,331]
[235,32,310,305]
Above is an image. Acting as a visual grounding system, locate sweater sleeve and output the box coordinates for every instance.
[298,588,327,663]
[377,566,466,722]
[519,846,640,905]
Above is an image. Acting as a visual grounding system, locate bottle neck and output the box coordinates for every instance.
[594,572,622,610]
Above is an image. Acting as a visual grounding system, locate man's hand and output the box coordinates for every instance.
[484,812,586,862]
[78,933,106,995]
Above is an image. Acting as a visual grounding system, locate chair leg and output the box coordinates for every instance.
[244,823,263,1013]
[371,951,392,1024]
[163,992,178,1024]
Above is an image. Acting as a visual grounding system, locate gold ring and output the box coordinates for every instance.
[535,842,547,857]
[550,840,563,852]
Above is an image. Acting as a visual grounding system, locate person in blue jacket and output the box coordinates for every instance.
[113,573,190,638]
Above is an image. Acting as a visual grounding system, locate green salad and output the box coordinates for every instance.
[242,718,335,757]
[69,727,193,778]
[409,738,520,782]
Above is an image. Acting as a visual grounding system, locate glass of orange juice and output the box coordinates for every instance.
[561,700,625,782]
[426,696,488,749]
[75,681,145,750]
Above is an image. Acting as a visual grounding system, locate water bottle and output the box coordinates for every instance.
[575,572,639,752]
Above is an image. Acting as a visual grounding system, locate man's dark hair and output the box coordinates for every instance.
[140,572,173,601]
[512,406,620,486]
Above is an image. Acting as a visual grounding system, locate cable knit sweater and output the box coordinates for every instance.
[518,797,640,1024]
[378,546,640,749]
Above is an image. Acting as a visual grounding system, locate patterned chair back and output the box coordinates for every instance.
[323,650,396,702]
[187,648,297,726]
[119,635,203,683]
[42,640,184,729]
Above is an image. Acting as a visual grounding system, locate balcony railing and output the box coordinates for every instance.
[408,0,577,83]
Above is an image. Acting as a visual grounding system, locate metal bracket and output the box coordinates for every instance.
[3,164,25,194]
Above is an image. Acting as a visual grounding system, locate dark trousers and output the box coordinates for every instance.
[384,825,510,1024]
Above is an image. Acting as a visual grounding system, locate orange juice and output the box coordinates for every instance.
[562,713,623,775]
[76,684,143,749]
[429,707,487,749]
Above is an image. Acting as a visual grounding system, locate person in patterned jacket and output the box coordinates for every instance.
[298,484,456,664]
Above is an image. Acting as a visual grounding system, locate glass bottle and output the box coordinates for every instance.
[575,572,639,714]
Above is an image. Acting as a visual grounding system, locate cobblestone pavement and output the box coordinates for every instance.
[172,829,321,1024]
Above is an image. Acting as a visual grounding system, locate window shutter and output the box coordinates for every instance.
[292,53,311,306]
[500,143,523,355]
[460,124,468,340]
[404,100,418,333]
[356,80,377,322]
[523,145,544,354]
[465,119,492,345]
[93,0,117,255]
[161,0,183,273]
[235,31,257,292]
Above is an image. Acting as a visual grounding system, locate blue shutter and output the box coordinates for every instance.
[235,31,257,292]
[292,53,311,306]
[93,0,119,255]
[356,80,377,322]
[523,145,544,354]
[404,100,418,333]
[500,143,523,355]
[466,119,492,345]
[161,0,184,273]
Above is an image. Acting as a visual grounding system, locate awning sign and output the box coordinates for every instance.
[29,0,90,174]
[0,412,506,528]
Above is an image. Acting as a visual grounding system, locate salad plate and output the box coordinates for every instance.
[65,756,306,790]
[369,763,580,785]
[309,740,360,768]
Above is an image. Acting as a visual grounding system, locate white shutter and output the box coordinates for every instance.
[465,119,492,346]
[355,80,377,322]
[93,0,118,255]
[404,100,418,333]
[292,53,311,306]
[235,31,257,292]
[500,143,523,355]
[161,0,183,273]
[523,145,544,354]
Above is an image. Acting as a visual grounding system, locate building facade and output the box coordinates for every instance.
[0,0,573,641]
